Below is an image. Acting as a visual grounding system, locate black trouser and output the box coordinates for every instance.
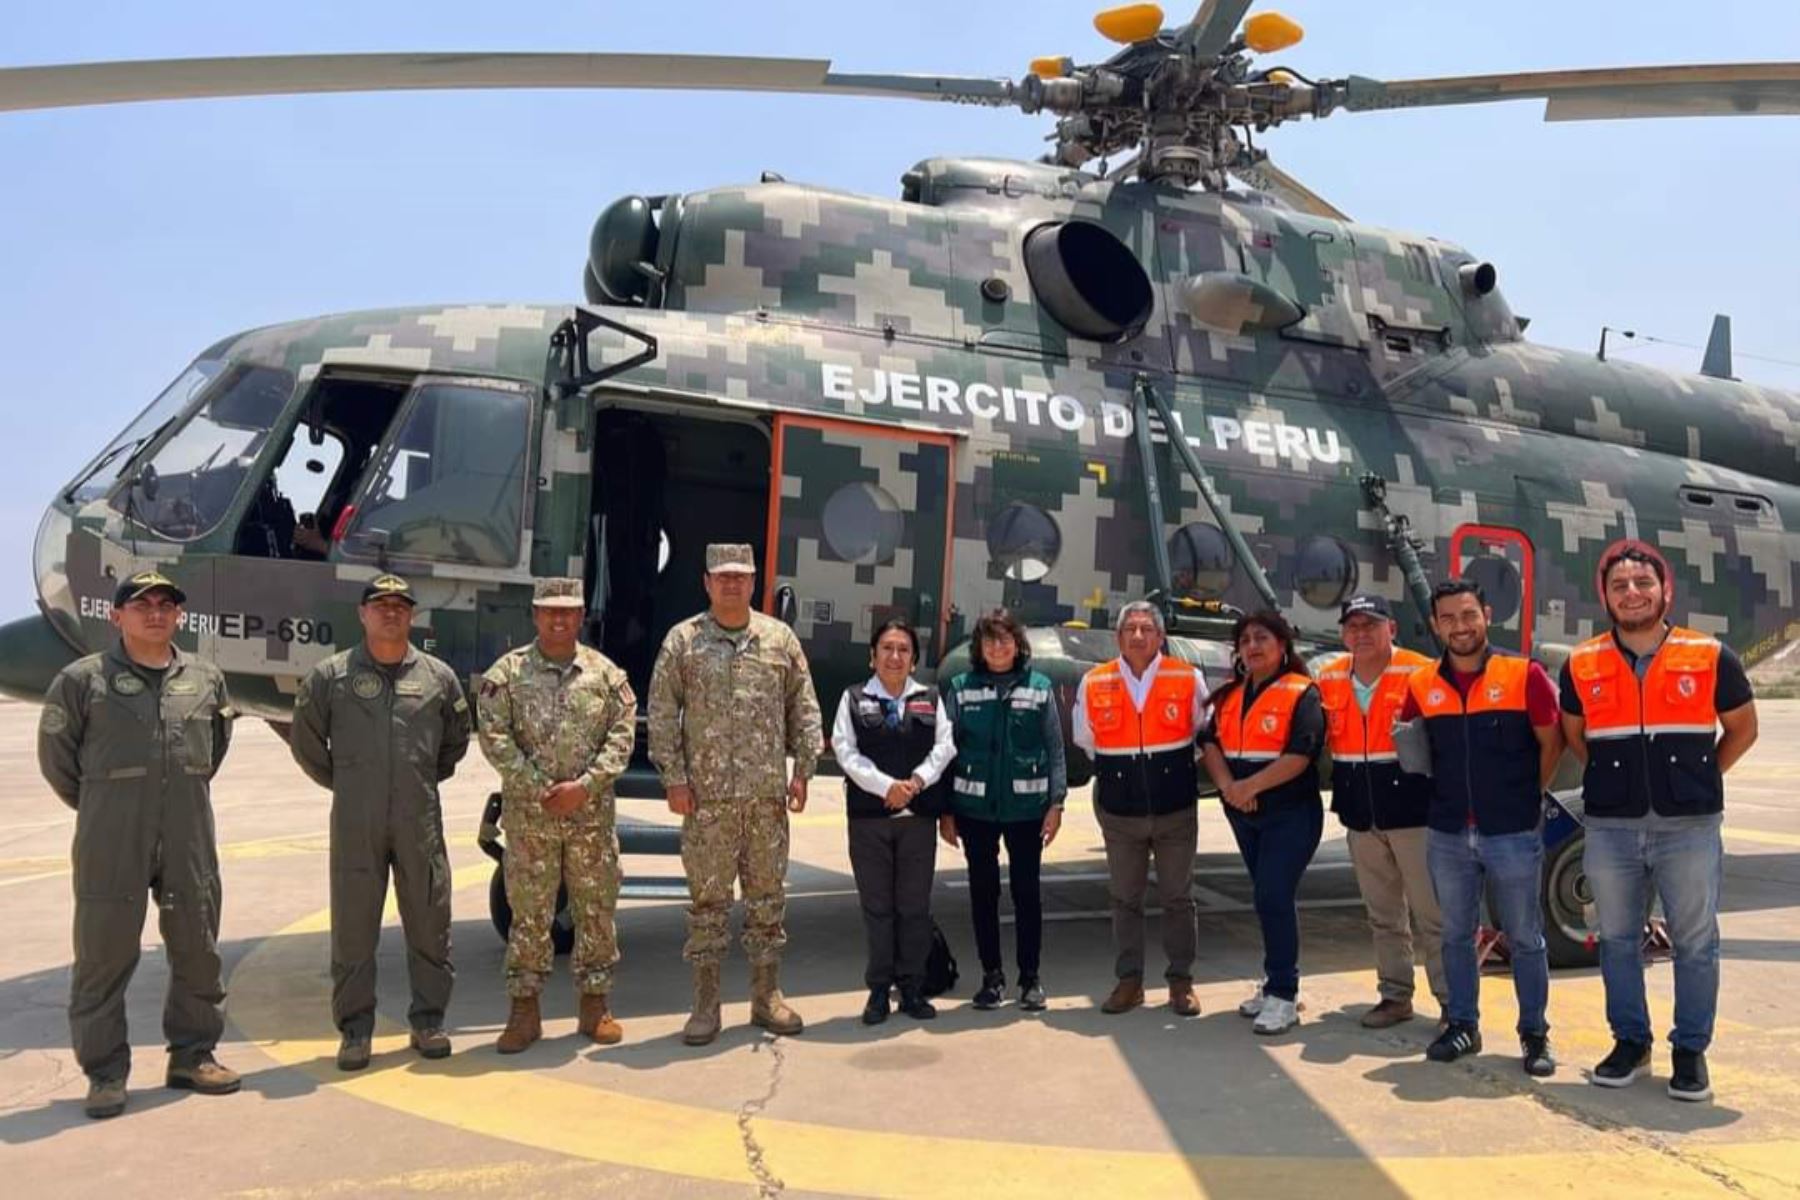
[847,815,938,989]
[955,814,1044,978]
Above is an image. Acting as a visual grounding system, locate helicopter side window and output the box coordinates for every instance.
[113,363,296,542]
[339,378,534,569]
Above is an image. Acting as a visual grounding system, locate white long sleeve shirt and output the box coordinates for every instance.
[830,675,957,810]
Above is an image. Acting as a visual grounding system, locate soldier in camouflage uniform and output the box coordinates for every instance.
[648,543,824,1046]
[477,577,637,1053]
[37,570,239,1120]
[289,574,472,1070]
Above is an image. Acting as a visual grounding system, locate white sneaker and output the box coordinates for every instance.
[1238,985,1266,1017]
[1253,996,1299,1035]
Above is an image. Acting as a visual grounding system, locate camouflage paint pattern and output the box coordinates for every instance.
[11,156,1800,734]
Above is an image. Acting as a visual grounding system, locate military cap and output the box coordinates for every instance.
[360,573,416,606]
[1339,594,1394,624]
[705,543,756,575]
[114,569,186,606]
[532,577,585,608]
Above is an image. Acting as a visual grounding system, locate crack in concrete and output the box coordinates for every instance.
[736,1035,788,1198]
[1372,1030,1755,1196]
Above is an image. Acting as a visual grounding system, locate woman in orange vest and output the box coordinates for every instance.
[1200,611,1326,1035]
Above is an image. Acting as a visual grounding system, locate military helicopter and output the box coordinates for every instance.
[4,1,1799,963]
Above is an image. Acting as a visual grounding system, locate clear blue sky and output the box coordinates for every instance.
[3,0,1797,612]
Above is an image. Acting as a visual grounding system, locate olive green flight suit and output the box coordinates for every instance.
[37,643,235,1085]
[289,644,471,1039]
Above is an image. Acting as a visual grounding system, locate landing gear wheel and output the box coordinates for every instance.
[487,866,575,957]
[1542,831,1598,969]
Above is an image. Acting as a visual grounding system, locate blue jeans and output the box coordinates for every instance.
[1583,823,1722,1052]
[1224,801,1323,1001]
[1427,827,1549,1035]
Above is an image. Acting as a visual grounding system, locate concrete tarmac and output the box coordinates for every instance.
[1,697,1797,1198]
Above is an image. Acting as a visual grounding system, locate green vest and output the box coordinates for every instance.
[947,669,1054,822]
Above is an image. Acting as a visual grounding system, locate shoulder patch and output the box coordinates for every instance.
[453,697,470,714]
[40,704,68,735]
[618,681,637,707]
[294,687,310,709]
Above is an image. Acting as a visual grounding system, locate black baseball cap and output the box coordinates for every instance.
[360,573,417,606]
[114,570,186,607]
[1338,594,1393,624]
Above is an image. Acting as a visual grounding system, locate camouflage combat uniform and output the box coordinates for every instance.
[477,641,636,997]
[37,641,235,1086]
[290,642,471,1040]
[647,610,822,966]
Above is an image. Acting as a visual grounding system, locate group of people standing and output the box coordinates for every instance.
[38,539,1753,1121]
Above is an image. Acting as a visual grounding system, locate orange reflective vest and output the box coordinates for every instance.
[1080,657,1202,816]
[1567,627,1725,818]
[1215,672,1313,763]
[1317,648,1434,831]
[1406,653,1542,835]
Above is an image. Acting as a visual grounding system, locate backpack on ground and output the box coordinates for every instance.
[923,920,959,997]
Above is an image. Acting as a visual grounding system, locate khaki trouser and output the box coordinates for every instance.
[1346,826,1449,1007]
[1097,805,1199,983]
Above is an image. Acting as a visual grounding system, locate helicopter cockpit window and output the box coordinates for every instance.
[113,363,295,541]
[987,501,1061,582]
[1169,522,1234,599]
[340,378,533,569]
[64,361,222,506]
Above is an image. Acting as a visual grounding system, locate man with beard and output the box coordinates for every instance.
[1561,543,1757,1102]
[1401,579,1563,1077]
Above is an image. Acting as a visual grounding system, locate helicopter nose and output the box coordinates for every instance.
[0,612,78,702]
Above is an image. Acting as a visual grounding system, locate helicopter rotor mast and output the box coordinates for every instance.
[3,5,1799,215]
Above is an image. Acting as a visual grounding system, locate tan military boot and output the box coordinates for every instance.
[682,964,722,1046]
[496,995,542,1054]
[165,1055,241,1095]
[578,993,623,1046]
[750,961,804,1036]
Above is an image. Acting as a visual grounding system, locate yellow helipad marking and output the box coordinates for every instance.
[230,901,1800,1198]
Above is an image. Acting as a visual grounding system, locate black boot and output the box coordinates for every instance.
[862,985,891,1026]
[898,985,937,1020]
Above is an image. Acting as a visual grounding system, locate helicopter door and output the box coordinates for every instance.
[764,414,955,682]
[1449,524,1535,655]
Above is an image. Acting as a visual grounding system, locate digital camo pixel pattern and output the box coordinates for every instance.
[476,642,636,829]
[646,610,823,799]
[26,155,1800,731]
[679,794,792,966]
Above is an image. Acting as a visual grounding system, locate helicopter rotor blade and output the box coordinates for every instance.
[0,51,1019,114]
[1336,62,1800,121]
[1228,156,1348,220]
[1176,0,1255,58]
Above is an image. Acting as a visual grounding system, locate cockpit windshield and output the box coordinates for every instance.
[111,362,296,541]
[62,361,223,506]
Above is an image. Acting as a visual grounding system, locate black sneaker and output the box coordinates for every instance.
[1521,1032,1556,1078]
[897,986,937,1020]
[1668,1048,1712,1102]
[1590,1038,1652,1088]
[862,986,891,1026]
[973,970,1006,1010]
[1018,975,1047,1012]
[1426,1022,1482,1063]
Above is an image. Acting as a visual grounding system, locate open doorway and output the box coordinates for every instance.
[589,404,771,695]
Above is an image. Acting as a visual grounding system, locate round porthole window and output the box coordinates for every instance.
[1462,554,1522,625]
[1295,535,1358,609]
[987,502,1061,582]
[821,481,904,565]
[1169,522,1234,598]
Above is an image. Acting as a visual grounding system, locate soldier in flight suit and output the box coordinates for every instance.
[289,574,472,1070]
[649,543,823,1046]
[477,577,637,1052]
[37,570,239,1119]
